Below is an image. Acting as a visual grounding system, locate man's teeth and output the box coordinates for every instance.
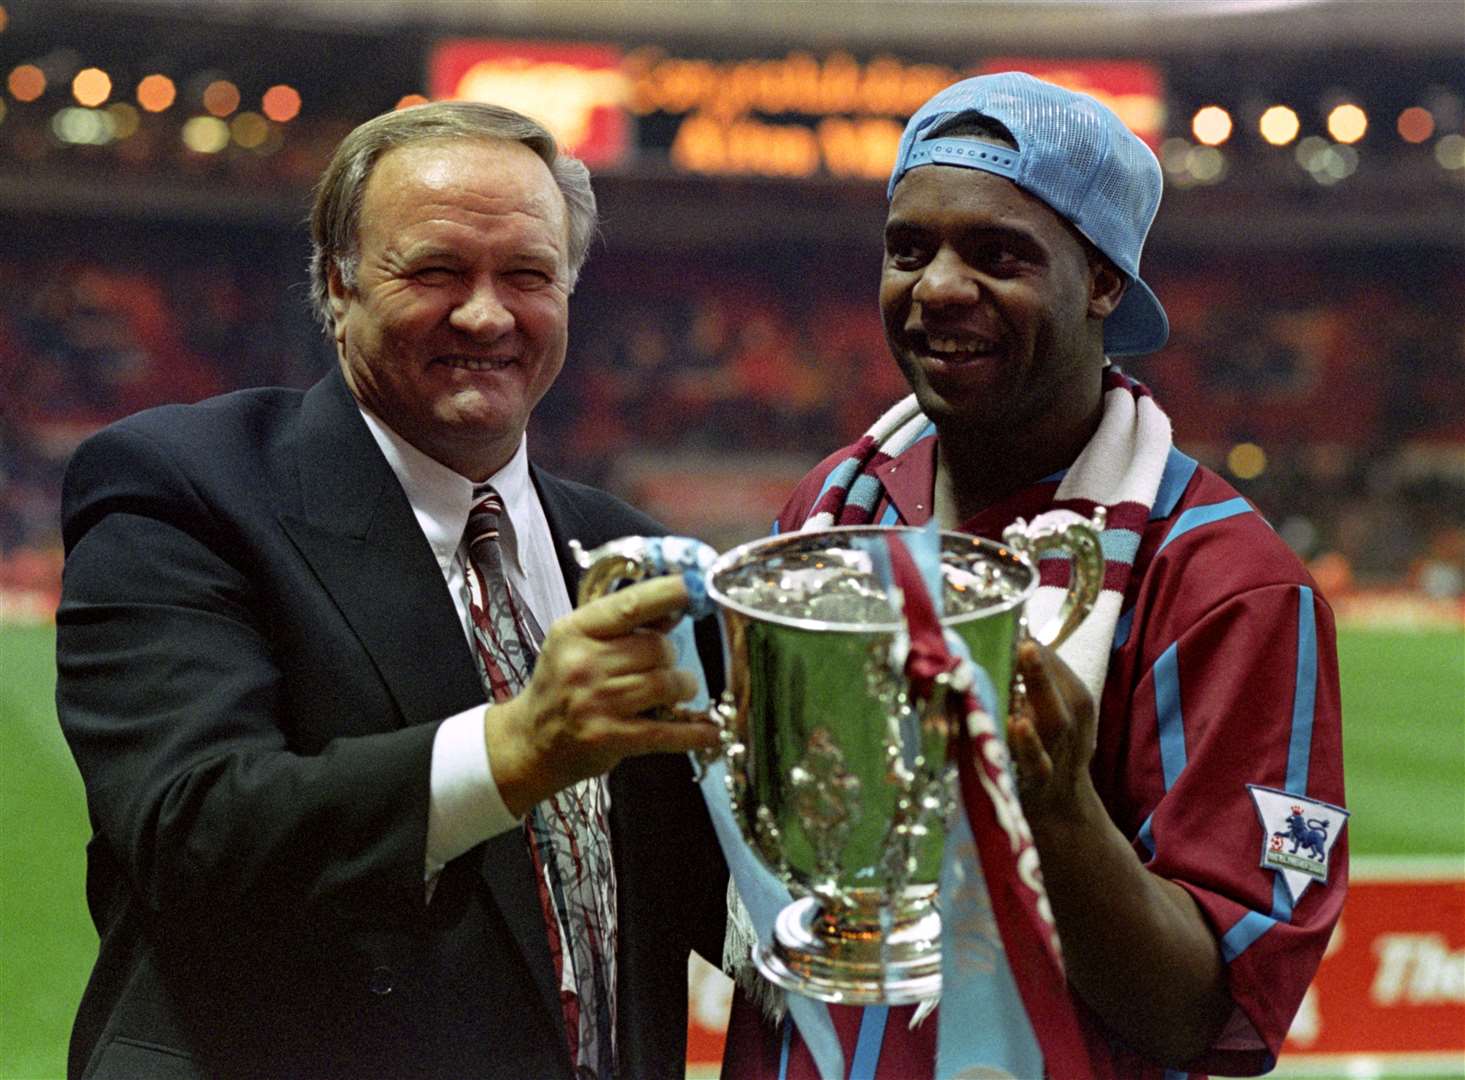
[446,357,513,370]
[926,336,993,356]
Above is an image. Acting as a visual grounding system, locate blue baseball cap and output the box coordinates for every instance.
[888,71,1169,357]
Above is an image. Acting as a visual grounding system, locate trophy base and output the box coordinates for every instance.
[754,895,942,1005]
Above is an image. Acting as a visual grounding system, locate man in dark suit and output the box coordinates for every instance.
[55,101,727,1080]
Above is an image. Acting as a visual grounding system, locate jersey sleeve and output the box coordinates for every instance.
[1118,570,1346,1075]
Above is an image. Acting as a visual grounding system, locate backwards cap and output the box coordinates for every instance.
[888,71,1169,357]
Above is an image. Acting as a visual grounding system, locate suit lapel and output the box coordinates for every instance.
[279,369,484,727]
[532,466,593,603]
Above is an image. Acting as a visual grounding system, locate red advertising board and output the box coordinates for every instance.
[428,40,631,166]
[1278,858,1464,1073]
[421,44,1166,180]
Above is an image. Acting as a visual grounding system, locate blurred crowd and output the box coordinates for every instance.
[2,234,1462,609]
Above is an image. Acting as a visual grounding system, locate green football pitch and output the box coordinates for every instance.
[2,623,1462,1079]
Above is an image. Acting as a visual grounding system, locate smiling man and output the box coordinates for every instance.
[55,102,726,1080]
[328,136,570,485]
[720,72,1346,1080]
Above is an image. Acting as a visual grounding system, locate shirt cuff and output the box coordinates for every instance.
[426,704,522,875]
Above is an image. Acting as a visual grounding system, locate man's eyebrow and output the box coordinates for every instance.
[512,244,562,263]
[883,218,926,238]
[883,218,1042,246]
[962,221,1043,244]
[399,244,463,264]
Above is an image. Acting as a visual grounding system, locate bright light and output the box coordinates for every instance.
[136,74,176,112]
[0,5,9,32]
[230,111,269,148]
[8,63,46,102]
[1396,106,1435,144]
[106,101,139,139]
[395,93,429,111]
[1259,105,1300,146]
[261,84,300,123]
[1191,105,1233,146]
[181,114,229,153]
[1327,103,1368,144]
[1436,133,1465,170]
[203,79,240,118]
[72,67,112,107]
[1227,443,1268,480]
[52,106,116,145]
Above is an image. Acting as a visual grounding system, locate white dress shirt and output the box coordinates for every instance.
[357,408,573,877]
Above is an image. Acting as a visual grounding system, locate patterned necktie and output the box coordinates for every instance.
[463,485,618,1079]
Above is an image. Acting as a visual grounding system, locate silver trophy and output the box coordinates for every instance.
[574,516,1103,1005]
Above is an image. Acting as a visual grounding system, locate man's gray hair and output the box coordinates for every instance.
[308,100,597,330]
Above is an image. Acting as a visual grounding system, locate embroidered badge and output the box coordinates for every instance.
[1247,784,1349,904]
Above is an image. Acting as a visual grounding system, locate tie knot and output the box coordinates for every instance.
[467,485,505,553]
[470,484,503,519]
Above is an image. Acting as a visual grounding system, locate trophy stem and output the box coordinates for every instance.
[755,892,943,1005]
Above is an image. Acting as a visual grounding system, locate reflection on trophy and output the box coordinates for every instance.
[574,517,1103,1006]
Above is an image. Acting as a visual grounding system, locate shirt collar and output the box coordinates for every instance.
[357,408,533,576]
[873,434,1067,539]
[872,434,938,526]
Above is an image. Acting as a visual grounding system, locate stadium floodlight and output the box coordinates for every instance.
[1327,103,1368,144]
[203,79,241,118]
[1192,105,1233,146]
[1259,105,1301,146]
[137,74,176,112]
[1396,107,1434,144]
[7,63,45,102]
[262,85,301,123]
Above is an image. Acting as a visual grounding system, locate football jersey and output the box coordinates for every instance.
[721,435,1346,1080]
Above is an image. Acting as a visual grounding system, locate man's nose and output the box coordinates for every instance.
[449,278,514,339]
[911,248,980,309]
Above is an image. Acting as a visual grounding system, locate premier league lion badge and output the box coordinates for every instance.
[1247,785,1350,904]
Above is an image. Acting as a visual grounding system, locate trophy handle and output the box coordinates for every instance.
[569,535,729,748]
[1003,507,1107,650]
[572,542,655,605]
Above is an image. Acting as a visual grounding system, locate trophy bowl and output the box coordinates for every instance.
[574,520,1102,1005]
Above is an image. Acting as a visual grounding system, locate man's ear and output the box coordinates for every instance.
[1084,256,1125,319]
[326,262,351,343]
[1088,257,1127,320]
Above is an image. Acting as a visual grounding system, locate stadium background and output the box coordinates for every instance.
[1,0,1461,1077]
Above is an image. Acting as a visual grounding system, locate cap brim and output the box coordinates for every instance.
[1103,274,1169,357]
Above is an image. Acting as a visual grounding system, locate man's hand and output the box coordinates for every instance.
[1007,638,1098,828]
[1001,639,1231,1065]
[485,574,720,817]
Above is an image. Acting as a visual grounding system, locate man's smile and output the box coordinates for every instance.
[433,354,519,372]
[905,327,1003,365]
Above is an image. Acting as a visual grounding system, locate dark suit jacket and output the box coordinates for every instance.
[55,367,728,1080]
